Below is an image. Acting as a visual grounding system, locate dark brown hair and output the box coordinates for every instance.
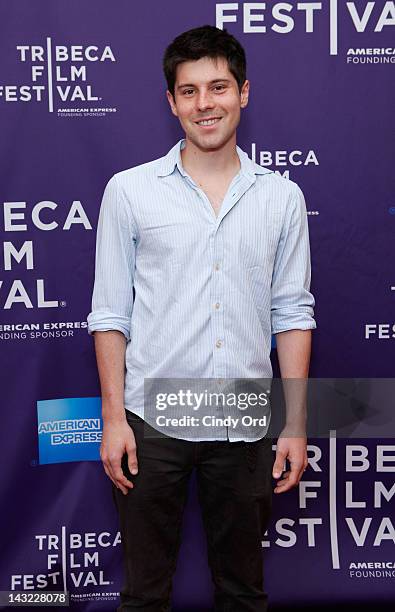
[163,25,246,97]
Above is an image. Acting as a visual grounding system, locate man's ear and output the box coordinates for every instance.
[240,80,250,109]
[166,90,178,117]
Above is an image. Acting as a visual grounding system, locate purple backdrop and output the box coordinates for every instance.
[1,0,394,609]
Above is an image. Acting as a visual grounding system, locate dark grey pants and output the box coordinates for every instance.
[113,411,274,612]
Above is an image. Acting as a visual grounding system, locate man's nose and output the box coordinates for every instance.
[196,90,214,111]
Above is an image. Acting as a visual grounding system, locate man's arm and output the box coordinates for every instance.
[272,329,311,494]
[270,185,316,493]
[94,330,138,495]
[87,174,138,495]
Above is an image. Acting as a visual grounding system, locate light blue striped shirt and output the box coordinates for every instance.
[87,139,316,441]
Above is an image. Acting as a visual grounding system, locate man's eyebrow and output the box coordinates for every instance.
[177,78,231,90]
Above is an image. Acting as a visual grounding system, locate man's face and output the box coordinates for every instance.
[166,56,249,151]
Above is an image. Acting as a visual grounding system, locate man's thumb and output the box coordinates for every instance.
[272,459,284,479]
[128,456,138,476]
[126,445,138,476]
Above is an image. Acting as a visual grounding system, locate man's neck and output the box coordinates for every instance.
[180,136,240,182]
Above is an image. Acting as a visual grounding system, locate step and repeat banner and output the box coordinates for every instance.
[1,1,394,609]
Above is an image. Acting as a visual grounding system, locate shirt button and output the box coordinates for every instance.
[214,302,220,309]
[216,339,222,348]
[214,263,220,271]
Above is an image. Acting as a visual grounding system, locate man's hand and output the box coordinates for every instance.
[100,419,138,495]
[272,429,308,494]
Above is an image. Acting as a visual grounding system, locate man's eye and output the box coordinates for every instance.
[214,85,225,91]
[183,89,194,95]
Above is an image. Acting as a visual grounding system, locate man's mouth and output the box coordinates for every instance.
[194,117,222,126]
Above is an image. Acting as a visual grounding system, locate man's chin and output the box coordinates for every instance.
[187,133,230,152]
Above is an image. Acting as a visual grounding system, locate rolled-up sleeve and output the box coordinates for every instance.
[271,184,316,334]
[87,174,136,341]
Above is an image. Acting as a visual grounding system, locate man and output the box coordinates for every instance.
[87,25,316,612]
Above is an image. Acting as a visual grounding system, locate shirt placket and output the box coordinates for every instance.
[183,171,256,440]
[182,176,227,379]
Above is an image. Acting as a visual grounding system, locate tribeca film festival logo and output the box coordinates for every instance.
[216,1,395,64]
[250,143,319,180]
[0,194,93,341]
[37,397,102,464]
[248,142,320,216]
[0,39,117,117]
[10,527,121,603]
[267,435,395,579]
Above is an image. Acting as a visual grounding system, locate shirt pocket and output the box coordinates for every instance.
[138,223,200,269]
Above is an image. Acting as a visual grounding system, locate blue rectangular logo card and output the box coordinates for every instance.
[37,397,102,464]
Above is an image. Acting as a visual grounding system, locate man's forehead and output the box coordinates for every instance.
[175,56,234,84]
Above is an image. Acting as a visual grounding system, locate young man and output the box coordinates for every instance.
[87,25,316,612]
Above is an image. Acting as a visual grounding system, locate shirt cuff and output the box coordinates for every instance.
[271,307,317,335]
[87,311,131,341]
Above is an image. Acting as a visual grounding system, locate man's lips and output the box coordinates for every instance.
[194,117,222,127]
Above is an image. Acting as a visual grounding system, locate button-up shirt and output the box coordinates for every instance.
[87,139,316,441]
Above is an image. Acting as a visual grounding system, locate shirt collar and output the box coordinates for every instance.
[156,138,272,180]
